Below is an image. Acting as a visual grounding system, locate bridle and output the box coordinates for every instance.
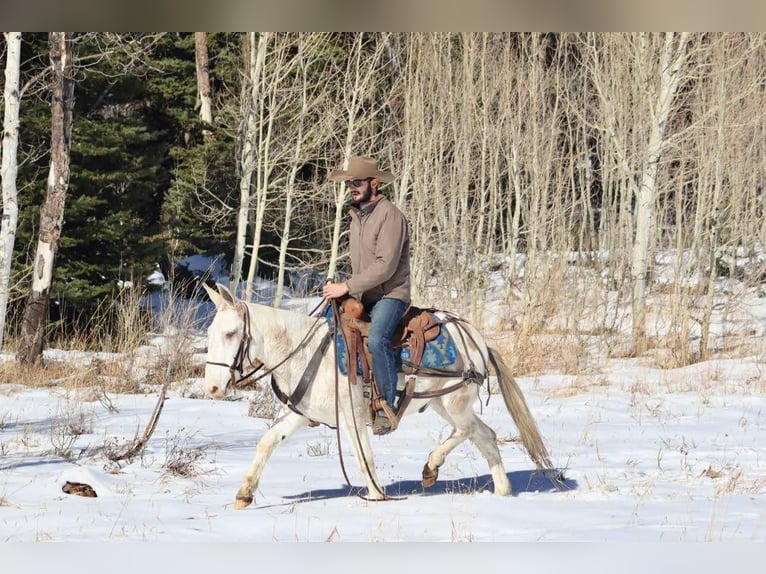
[204,301,264,391]
[205,300,327,392]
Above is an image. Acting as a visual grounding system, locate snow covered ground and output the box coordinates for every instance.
[1,345,763,543]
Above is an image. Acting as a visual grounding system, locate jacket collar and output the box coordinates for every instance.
[350,195,387,218]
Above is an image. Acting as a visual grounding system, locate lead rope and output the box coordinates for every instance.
[330,298,402,502]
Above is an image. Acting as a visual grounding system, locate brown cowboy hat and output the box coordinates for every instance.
[327,156,395,183]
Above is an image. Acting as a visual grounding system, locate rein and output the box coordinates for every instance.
[330,298,395,502]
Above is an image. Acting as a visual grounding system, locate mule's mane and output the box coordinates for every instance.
[240,300,319,333]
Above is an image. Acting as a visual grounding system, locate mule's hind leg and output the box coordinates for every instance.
[422,400,469,488]
[430,395,512,495]
[466,414,511,495]
[235,409,309,509]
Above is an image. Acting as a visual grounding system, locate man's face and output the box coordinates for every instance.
[346,178,375,204]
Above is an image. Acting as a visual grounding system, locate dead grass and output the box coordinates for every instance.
[503,333,589,376]
[546,375,611,399]
[0,361,79,389]
[706,466,766,498]
[160,430,208,478]
[0,358,147,396]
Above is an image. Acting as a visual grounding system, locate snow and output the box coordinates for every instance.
[2,365,762,542]
[1,252,765,552]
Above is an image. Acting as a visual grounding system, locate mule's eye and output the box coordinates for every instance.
[224,330,238,340]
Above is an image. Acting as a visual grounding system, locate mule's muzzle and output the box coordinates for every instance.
[204,360,236,399]
[205,382,226,398]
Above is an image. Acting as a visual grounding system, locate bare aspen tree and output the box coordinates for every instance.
[243,33,303,301]
[272,34,334,307]
[194,32,213,129]
[0,32,22,350]
[572,34,640,314]
[398,34,456,306]
[497,37,525,286]
[326,33,388,280]
[18,32,75,365]
[231,32,269,292]
[692,36,728,360]
[630,33,690,354]
[580,33,690,354]
[690,34,766,359]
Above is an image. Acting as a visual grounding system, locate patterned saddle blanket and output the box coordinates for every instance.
[324,306,458,376]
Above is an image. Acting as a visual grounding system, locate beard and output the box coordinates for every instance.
[350,184,374,205]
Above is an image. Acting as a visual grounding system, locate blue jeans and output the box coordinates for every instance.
[367,298,408,409]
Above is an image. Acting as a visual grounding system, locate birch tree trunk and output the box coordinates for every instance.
[231,32,269,292]
[273,35,312,308]
[630,32,689,354]
[194,32,213,128]
[17,32,75,365]
[0,32,22,350]
[326,34,386,280]
[244,32,293,301]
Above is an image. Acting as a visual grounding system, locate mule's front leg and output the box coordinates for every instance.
[340,409,386,500]
[235,409,309,509]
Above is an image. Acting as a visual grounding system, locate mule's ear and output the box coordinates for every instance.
[202,282,226,309]
[216,282,238,307]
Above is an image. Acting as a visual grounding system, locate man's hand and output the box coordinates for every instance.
[322,282,349,300]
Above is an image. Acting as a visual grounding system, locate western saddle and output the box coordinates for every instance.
[337,297,443,434]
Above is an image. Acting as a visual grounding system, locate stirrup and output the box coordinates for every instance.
[372,402,398,435]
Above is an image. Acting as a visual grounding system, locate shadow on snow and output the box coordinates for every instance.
[264,469,577,507]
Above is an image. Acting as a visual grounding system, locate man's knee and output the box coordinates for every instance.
[367,333,388,353]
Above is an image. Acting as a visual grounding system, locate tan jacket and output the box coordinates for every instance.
[345,195,411,306]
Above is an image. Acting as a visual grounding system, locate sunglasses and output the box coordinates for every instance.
[344,178,371,188]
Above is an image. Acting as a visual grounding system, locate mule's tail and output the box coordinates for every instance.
[488,347,554,474]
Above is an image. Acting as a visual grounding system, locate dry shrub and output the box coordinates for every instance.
[306,437,334,457]
[547,375,610,399]
[247,387,278,419]
[628,379,652,395]
[48,398,94,459]
[161,430,208,478]
[506,334,588,376]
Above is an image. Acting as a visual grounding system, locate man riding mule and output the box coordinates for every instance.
[201,157,557,509]
[323,156,411,436]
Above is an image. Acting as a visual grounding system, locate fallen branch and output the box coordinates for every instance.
[109,378,170,462]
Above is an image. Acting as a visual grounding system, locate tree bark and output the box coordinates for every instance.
[17,32,75,365]
[0,32,22,350]
[630,33,689,354]
[194,32,213,130]
[231,32,269,293]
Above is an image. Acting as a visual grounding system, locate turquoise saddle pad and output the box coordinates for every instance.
[324,307,458,376]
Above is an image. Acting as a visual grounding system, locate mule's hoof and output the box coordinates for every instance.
[422,463,439,488]
[235,496,253,509]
